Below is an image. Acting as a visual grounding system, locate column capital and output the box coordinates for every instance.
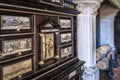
[74,0,103,15]
[100,3,119,20]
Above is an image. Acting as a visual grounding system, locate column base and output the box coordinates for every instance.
[82,65,99,80]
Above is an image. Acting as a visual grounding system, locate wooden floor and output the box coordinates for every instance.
[113,54,120,80]
[100,54,120,80]
[114,54,120,80]
[113,67,120,80]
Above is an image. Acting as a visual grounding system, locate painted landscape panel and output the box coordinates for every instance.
[1,38,32,56]
[61,33,72,43]
[3,59,32,80]
[60,19,71,28]
[1,15,30,30]
[61,46,72,58]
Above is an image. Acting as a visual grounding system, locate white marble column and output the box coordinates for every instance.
[100,20,115,50]
[100,3,119,51]
[77,12,99,80]
[77,13,96,66]
[73,1,103,80]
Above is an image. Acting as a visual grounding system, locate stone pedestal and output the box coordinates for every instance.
[83,65,99,80]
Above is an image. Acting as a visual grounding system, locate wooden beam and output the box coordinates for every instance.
[108,0,120,8]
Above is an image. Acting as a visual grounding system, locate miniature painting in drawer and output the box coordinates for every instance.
[52,0,60,3]
[1,38,32,56]
[61,46,72,58]
[60,33,72,43]
[1,15,30,30]
[60,19,71,29]
[2,59,32,80]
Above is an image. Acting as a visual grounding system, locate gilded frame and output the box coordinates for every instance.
[38,19,60,67]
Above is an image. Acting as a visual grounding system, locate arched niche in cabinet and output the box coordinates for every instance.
[37,19,60,68]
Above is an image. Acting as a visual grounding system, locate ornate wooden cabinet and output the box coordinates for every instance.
[0,0,85,80]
